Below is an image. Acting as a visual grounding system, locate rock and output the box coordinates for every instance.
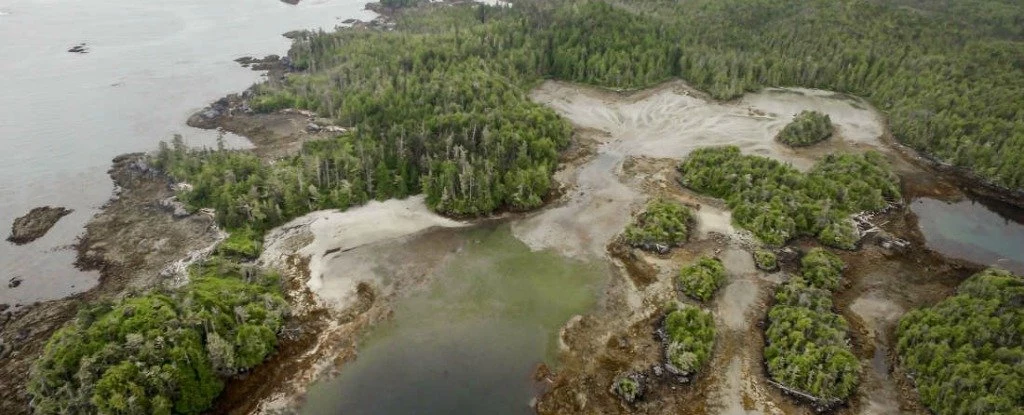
[234,56,257,67]
[158,197,190,218]
[342,18,357,24]
[305,123,322,133]
[282,30,306,40]
[280,0,299,4]
[7,206,73,245]
[7,277,22,288]
[776,247,800,263]
[67,43,88,53]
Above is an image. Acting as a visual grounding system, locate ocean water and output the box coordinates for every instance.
[0,0,375,305]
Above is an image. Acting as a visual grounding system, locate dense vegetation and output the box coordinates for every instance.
[561,0,1023,191]
[800,248,845,291]
[896,268,1024,415]
[753,249,778,271]
[623,199,693,252]
[764,252,859,402]
[677,256,726,302]
[28,258,287,414]
[663,305,716,377]
[164,0,1021,238]
[679,146,899,248]
[777,111,833,147]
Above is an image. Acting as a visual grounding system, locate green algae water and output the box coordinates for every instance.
[911,197,1024,274]
[300,224,609,415]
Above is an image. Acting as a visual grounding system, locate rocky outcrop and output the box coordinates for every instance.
[6,206,72,245]
[67,43,88,54]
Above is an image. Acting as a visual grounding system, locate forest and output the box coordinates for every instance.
[764,251,860,402]
[677,256,726,303]
[896,268,1024,415]
[166,0,1022,240]
[28,258,287,414]
[678,146,899,248]
[777,111,833,147]
[36,0,1023,412]
[662,305,716,377]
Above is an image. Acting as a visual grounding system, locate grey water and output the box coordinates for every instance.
[911,197,1024,274]
[0,0,375,305]
[300,225,609,415]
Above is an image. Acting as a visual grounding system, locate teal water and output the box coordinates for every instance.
[300,224,609,415]
[911,197,1024,274]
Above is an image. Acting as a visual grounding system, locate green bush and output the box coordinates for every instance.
[777,110,833,147]
[754,249,778,271]
[896,268,1024,415]
[679,147,898,247]
[677,256,727,302]
[28,258,287,415]
[611,375,643,403]
[249,92,296,114]
[663,305,716,376]
[800,248,844,291]
[773,277,833,313]
[623,199,694,252]
[216,227,262,260]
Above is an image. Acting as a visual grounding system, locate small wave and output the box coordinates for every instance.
[0,10,10,16]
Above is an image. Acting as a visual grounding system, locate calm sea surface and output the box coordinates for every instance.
[0,0,374,305]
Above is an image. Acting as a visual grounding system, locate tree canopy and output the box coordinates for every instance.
[896,268,1024,415]
[679,146,899,248]
[764,252,859,402]
[623,198,693,252]
[777,111,833,147]
[663,305,716,377]
[677,256,726,302]
[28,258,287,415]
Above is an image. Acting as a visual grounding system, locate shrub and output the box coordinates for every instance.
[800,248,844,291]
[896,268,1024,415]
[611,375,643,403]
[777,110,833,147]
[624,199,693,252]
[216,227,262,260]
[663,305,716,376]
[678,256,727,302]
[754,249,779,271]
[817,218,860,250]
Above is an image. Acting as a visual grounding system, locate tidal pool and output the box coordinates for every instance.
[911,197,1024,274]
[299,224,609,415]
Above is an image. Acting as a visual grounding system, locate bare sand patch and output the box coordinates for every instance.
[260,196,464,309]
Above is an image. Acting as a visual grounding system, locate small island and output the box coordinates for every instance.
[776,110,833,147]
[7,206,72,245]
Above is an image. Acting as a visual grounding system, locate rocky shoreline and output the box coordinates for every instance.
[0,153,221,414]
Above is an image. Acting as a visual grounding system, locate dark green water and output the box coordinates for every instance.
[300,224,608,415]
[911,197,1024,274]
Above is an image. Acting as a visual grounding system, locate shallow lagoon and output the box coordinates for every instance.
[300,224,609,415]
[911,197,1024,274]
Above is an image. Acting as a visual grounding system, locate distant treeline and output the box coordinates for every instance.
[164,0,1022,238]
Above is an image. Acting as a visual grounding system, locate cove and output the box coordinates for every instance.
[299,224,609,414]
[911,197,1024,274]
